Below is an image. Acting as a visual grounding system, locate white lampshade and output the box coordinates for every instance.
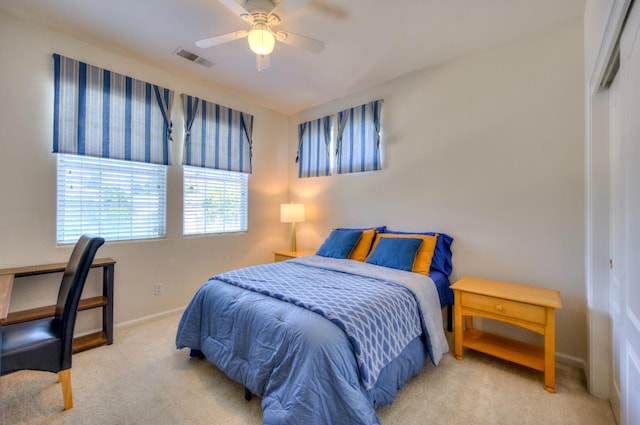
[247,24,275,55]
[280,203,305,223]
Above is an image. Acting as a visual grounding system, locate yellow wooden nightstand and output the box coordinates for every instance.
[273,249,316,262]
[450,276,562,393]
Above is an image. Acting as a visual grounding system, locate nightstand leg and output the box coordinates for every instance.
[544,308,556,393]
[453,290,463,360]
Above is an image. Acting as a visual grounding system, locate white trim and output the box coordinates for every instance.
[557,351,587,371]
[115,307,187,331]
[585,0,633,398]
[588,0,632,93]
[74,307,187,339]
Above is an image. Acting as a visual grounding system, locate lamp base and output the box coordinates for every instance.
[289,222,297,252]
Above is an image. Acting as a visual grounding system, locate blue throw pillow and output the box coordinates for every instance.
[365,237,423,272]
[316,230,363,259]
[383,230,454,276]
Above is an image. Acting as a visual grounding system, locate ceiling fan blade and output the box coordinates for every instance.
[195,30,248,48]
[218,0,249,17]
[276,31,324,53]
[256,54,271,72]
[271,0,311,20]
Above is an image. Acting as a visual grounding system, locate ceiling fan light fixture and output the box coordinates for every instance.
[247,23,275,55]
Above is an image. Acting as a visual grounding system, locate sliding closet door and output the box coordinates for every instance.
[616,2,640,424]
[609,72,622,424]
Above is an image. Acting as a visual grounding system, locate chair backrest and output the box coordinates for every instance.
[54,235,105,367]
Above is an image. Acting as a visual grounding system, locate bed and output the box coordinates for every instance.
[176,229,453,425]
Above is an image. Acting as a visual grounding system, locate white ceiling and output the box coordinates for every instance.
[0,0,585,115]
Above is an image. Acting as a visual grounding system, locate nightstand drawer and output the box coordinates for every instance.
[461,292,546,325]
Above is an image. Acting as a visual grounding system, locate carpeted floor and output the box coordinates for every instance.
[0,312,616,425]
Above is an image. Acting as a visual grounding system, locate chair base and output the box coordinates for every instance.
[58,369,73,410]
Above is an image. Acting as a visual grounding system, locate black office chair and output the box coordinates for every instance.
[1,235,105,410]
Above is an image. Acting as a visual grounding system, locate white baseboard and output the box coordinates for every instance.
[556,351,586,371]
[74,306,186,338]
[115,307,186,331]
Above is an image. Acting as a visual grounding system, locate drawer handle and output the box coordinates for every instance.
[495,304,503,312]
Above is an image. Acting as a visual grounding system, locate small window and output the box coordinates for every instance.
[57,154,167,244]
[183,166,248,235]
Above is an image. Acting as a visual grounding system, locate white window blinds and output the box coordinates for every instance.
[183,166,248,235]
[57,154,167,244]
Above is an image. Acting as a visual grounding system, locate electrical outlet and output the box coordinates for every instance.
[153,283,163,296]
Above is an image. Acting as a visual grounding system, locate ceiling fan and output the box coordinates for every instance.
[196,0,325,71]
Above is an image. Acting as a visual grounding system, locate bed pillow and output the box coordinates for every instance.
[336,228,377,261]
[335,226,386,262]
[368,233,438,276]
[383,230,454,276]
[365,237,424,272]
[316,229,363,259]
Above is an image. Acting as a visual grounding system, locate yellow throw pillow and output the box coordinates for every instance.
[349,228,377,261]
[367,233,438,276]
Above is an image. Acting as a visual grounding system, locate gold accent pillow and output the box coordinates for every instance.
[348,228,377,261]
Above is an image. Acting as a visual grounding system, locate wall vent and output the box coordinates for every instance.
[175,48,213,68]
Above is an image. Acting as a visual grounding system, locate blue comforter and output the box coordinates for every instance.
[176,256,448,424]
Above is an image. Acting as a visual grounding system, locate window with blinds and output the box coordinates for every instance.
[183,166,248,235]
[57,154,167,244]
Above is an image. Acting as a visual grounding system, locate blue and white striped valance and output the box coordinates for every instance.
[53,54,174,165]
[297,115,332,178]
[181,94,253,174]
[336,99,383,174]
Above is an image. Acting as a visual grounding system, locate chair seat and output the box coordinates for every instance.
[1,318,62,375]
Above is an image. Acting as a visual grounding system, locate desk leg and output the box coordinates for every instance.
[544,308,556,393]
[103,264,114,345]
[453,290,463,360]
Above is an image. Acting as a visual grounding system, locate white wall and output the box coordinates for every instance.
[290,20,587,362]
[0,11,290,329]
[0,9,590,367]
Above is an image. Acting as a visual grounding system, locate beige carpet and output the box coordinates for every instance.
[0,312,615,425]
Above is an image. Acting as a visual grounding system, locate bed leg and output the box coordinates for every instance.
[447,304,453,332]
[244,387,252,401]
[189,349,205,359]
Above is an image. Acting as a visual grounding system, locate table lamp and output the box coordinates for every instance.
[280,202,305,252]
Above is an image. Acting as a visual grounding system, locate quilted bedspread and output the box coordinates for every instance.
[176,255,448,424]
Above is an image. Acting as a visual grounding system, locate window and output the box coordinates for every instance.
[53,54,173,244]
[183,166,248,235]
[336,99,384,174]
[57,154,167,244]
[295,99,384,178]
[297,115,333,178]
[180,94,252,236]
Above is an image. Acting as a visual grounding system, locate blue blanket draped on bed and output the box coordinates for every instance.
[176,256,449,424]
[216,261,422,390]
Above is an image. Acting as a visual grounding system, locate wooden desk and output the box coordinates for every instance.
[450,276,562,393]
[0,258,115,352]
